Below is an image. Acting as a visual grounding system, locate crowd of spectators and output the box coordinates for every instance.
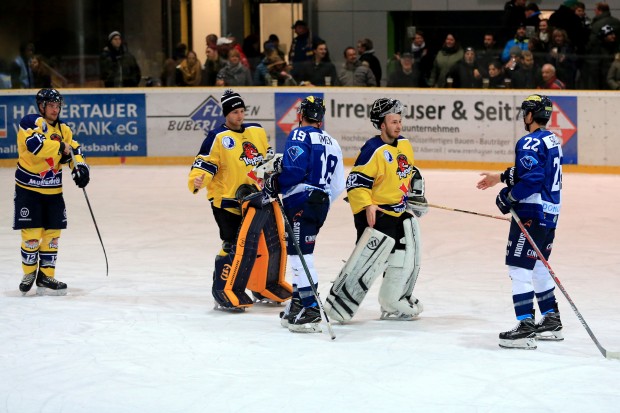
[2,1,620,90]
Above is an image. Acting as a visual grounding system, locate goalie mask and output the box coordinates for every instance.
[370,98,403,130]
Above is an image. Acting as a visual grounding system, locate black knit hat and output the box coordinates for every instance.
[221,89,245,116]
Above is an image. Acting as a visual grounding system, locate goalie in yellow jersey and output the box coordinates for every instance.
[14,89,90,296]
[188,90,291,310]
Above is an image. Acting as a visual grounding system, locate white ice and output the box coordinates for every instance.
[1,165,619,413]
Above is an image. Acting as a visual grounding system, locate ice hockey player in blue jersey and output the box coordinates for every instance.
[265,96,345,333]
[477,94,564,350]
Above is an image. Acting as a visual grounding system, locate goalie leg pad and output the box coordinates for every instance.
[378,218,423,319]
[324,227,395,322]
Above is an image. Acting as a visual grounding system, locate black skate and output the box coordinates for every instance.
[279,297,302,328]
[288,306,322,333]
[536,311,563,341]
[499,318,537,349]
[35,272,67,296]
[19,272,37,295]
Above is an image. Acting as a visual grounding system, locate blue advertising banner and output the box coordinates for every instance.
[274,92,324,153]
[548,95,577,165]
[0,93,146,158]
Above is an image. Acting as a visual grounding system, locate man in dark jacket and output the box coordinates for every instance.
[357,38,382,86]
[100,31,141,87]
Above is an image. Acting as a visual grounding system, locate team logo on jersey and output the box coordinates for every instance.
[49,133,62,142]
[384,150,393,163]
[520,155,538,170]
[239,141,263,166]
[222,136,235,150]
[395,154,413,179]
[287,146,304,161]
[39,157,60,179]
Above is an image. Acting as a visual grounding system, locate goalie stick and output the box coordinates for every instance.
[510,208,620,360]
[70,150,109,277]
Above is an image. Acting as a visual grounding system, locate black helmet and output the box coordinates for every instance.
[298,96,326,122]
[370,98,403,130]
[521,94,552,123]
[36,88,64,108]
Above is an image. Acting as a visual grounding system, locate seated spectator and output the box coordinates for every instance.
[11,42,34,89]
[201,45,226,86]
[539,63,566,89]
[215,48,252,86]
[546,28,577,88]
[387,52,421,87]
[511,50,540,88]
[447,47,483,88]
[488,61,507,88]
[357,38,382,86]
[176,50,202,86]
[263,34,286,61]
[265,58,297,87]
[338,46,376,86]
[607,52,620,89]
[30,55,52,88]
[502,24,529,62]
[429,33,464,87]
[292,40,340,86]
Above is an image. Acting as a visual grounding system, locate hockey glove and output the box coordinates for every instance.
[262,173,280,200]
[496,187,516,215]
[72,163,90,188]
[58,143,72,164]
[500,166,518,189]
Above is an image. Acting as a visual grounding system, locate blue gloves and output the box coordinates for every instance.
[496,187,516,214]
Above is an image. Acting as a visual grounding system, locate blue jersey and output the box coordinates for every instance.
[510,128,563,228]
[279,125,345,208]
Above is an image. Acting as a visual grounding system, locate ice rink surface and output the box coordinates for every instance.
[1,165,619,413]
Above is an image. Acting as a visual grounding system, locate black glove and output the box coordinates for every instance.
[500,166,518,189]
[496,187,516,215]
[72,163,90,188]
[263,173,280,200]
[59,144,72,164]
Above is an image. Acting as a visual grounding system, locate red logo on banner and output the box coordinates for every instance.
[546,103,576,145]
[276,98,302,135]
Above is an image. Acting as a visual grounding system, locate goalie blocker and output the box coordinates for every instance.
[212,186,292,309]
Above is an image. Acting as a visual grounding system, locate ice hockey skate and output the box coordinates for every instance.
[35,272,67,296]
[499,318,537,349]
[536,311,563,341]
[288,306,322,333]
[213,303,245,313]
[279,297,302,328]
[19,272,37,295]
[380,296,423,320]
[252,292,282,306]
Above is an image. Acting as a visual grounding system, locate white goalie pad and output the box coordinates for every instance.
[324,227,395,322]
[379,217,423,320]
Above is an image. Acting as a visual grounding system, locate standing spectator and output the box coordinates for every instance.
[292,40,340,86]
[14,88,90,296]
[477,94,564,350]
[30,55,52,89]
[387,52,421,87]
[206,34,218,50]
[574,2,592,31]
[511,50,540,88]
[589,2,620,46]
[502,0,526,43]
[272,96,345,332]
[409,30,433,84]
[0,59,11,88]
[537,19,552,53]
[11,42,34,89]
[357,38,382,86]
[488,61,507,88]
[588,25,620,89]
[263,34,286,61]
[100,31,141,87]
[160,58,177,86]
[201,45,226,86]
[477,33,502,78]
[549,1,588,53]
[176,50,202,86]
[242,34,262,71]
[607,52,620,89]
[215,49,252,86]
[339,46,376,87]
[547,28,577,88]
[447,47,483,88]
[539,63,566,89]
[502,24,529,62]
[525,3,542,29]
[428,33,464,88]
[289,20,322,74]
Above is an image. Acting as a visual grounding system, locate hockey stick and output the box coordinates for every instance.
[410,201,511,222]
[510,208,620,360]
[273,195,336,340]
[70,150,109,277]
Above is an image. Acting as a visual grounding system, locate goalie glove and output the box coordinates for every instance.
[253,153,283,180]
[262,173,281,201]
[406,166,428,218]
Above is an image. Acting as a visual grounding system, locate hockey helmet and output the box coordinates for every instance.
[370,98,403,130]
[521,94,552,123]
[36,88,64,109]
[298,96,326,122]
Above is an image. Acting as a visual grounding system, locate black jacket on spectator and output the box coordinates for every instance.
[549,5,588,53]
[387,65,422,87]
[510,64,540,89]
[502,1,526,43]
[447,60,482,88]
[359,50,382,86]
